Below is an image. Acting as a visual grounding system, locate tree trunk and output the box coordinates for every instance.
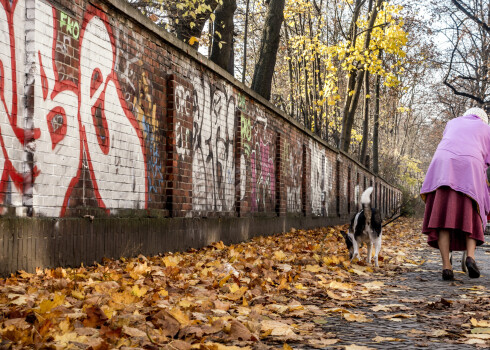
[284,23,295,116]
[242,0,250,83]
[360,69,370,165]
[210,0,237,74]
[340,0,383,153]
[360,0,373,165]
[339,0,365,149]
[251,0,285,100]
[373,69,381,173]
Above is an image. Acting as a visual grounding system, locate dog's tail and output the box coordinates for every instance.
[361,187,373,226]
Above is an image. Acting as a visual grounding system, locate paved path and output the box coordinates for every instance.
[306,242,490,349]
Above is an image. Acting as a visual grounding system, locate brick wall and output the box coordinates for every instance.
[0,0,401,274]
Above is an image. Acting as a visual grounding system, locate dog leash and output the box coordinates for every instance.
[382,214,402,228]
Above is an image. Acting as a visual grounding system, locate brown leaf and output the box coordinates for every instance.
[163,340,192,350]
[150,310,181,337]
[83,305,108,328]
[202,319,225,335]
[99,325,122,341]
[229,320,252,341]
[122,325,146,338]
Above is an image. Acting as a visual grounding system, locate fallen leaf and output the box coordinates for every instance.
[229,320,252,341]
[308,338,339,348]
[344,345,376,350]
[471,328,490,334]
[327,290,353,301]
[372,336,401,342]
[122,325,147,338]
[261,320,296,337]
[343,313,372,322]
[471,318,490,327]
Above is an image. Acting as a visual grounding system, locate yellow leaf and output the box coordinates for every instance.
[38,293,65,314]
[372,336,401,342]
[228,283,240,294]
[158,289,169,297]
[179,299,193,308]
[329,281,353,290]
[54,332,87,345]
[71,290,85,300]
[162,256,181,267]
[343,313,372,323]
[131,285,148,297]
[188,36,199,46]
[274,250,287,261]
[305,265,322,273]
[101,305,115,320]
[471,318,490,327]
[169,307,191,326]
[219,274,232,287]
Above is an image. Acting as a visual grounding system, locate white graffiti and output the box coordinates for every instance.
[310,140,334,216]
[27,1,147,215]
[175,84,191,115]
[285,140,302,213]
[192,75,235,213]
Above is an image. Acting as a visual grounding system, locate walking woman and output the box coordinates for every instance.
[421,107,490,280]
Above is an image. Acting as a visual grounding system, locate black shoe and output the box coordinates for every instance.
[465,257,480,278]
[442,269,454,281]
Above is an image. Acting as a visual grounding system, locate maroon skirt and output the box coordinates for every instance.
[422,186,484,251]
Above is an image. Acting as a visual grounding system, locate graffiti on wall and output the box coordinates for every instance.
[239,104,276,213]
[132,72,163,201]
[283,139,302,213]
[174,83,193,161]
[0,0,149,216]
[113,28,164,204]
[310,140,333,216]
[192,75,235,213]
[0,0,29,212]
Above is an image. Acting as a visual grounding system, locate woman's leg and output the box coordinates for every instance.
[466,236,476,259]
[438,229,452,270]
[465,235,480,278]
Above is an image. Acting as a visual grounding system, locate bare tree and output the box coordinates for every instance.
[441,0,490,110]
[251,0,285,100]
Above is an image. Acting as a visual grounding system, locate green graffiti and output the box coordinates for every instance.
[238,93,246,112]
[60,12,80,39]
[241,113,251,155]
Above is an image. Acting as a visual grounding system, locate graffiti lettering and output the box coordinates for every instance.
[60,12,80,39]
[192,76,235,213]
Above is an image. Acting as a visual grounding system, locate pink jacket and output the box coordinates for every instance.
[420,114,490,226]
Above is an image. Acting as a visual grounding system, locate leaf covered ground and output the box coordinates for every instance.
[0,217,489,349]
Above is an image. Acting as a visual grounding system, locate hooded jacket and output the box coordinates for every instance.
[420,114,490,226]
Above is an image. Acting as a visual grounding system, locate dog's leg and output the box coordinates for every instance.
[348,232,360,262]
[366,242,372,264]
[373,234,382,267]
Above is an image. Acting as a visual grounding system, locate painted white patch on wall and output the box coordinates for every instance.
[32,1,80,216]
[310,139,325,216]
[0,0,25,208]
[78,15,146,210]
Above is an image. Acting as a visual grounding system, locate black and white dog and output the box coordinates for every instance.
[341,187,382,267]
